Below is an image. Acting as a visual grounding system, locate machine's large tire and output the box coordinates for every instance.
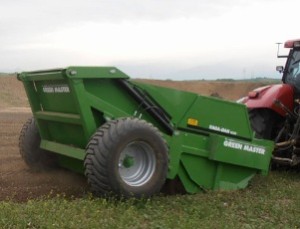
[84,117,168,198]
[248,109,275,139]
[19,117,57,170]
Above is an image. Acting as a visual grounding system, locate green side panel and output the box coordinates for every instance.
[177,162,203,193]
[179,154,256,191]
[208,134,273,172]
[34,79,77,113]
[40,140,85,160]
[133,81,253,140]
[180,96,253,140]
[83,79,137,118]
[132,81,198,125]
[167,130,274,193]
[167,131,209,179]
[42,121,86,148]
[26,78,88,149]
[212,164,255,190]
[180,153,217,189]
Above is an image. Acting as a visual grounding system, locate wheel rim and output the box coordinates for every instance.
[118,141,156,187]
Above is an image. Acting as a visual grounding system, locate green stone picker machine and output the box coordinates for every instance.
[17,67,274,198]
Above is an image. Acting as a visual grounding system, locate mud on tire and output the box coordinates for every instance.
[84,117,169,198]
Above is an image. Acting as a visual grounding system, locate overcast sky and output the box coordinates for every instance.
[1,0,299,79]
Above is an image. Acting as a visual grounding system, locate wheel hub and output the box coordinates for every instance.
[122,155,135,168]
[118,141,156,187]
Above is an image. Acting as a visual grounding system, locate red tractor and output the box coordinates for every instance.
[240,39,300,166]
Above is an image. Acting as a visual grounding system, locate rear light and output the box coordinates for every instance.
[248,91,259,98]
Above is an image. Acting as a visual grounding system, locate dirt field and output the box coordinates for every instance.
[0,109,88,202]
[135,79,268,101]
[0,76,272,201]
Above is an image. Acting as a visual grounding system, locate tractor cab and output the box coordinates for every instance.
[278,39,300,93]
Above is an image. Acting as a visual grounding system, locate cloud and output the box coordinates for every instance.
[1,0,244,48]
[0,0,298,78]
[0,0,253,40]
[2,0,247,22]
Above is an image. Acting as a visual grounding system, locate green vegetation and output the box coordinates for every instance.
[1,171,300,228]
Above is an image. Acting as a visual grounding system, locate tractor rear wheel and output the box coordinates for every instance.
[19,117,57,170]
[249,109,274,139]
[84,117,168,198]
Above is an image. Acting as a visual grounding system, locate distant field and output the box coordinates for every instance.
[134,78,270,101]
[0,74,272,108]
[0,75,28,108]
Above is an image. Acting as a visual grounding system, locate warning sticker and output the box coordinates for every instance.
[209,124,237,135]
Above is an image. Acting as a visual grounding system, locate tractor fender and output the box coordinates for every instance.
[240,84,294,117]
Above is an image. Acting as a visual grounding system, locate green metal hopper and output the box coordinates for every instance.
[18,66,274,197]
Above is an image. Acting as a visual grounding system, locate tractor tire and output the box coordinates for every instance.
[19,117,57,170]
[249,109,274,139]
[84,117,168,198]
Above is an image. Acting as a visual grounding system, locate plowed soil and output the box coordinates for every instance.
[0,109,88,202]
[0,76,271,201]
